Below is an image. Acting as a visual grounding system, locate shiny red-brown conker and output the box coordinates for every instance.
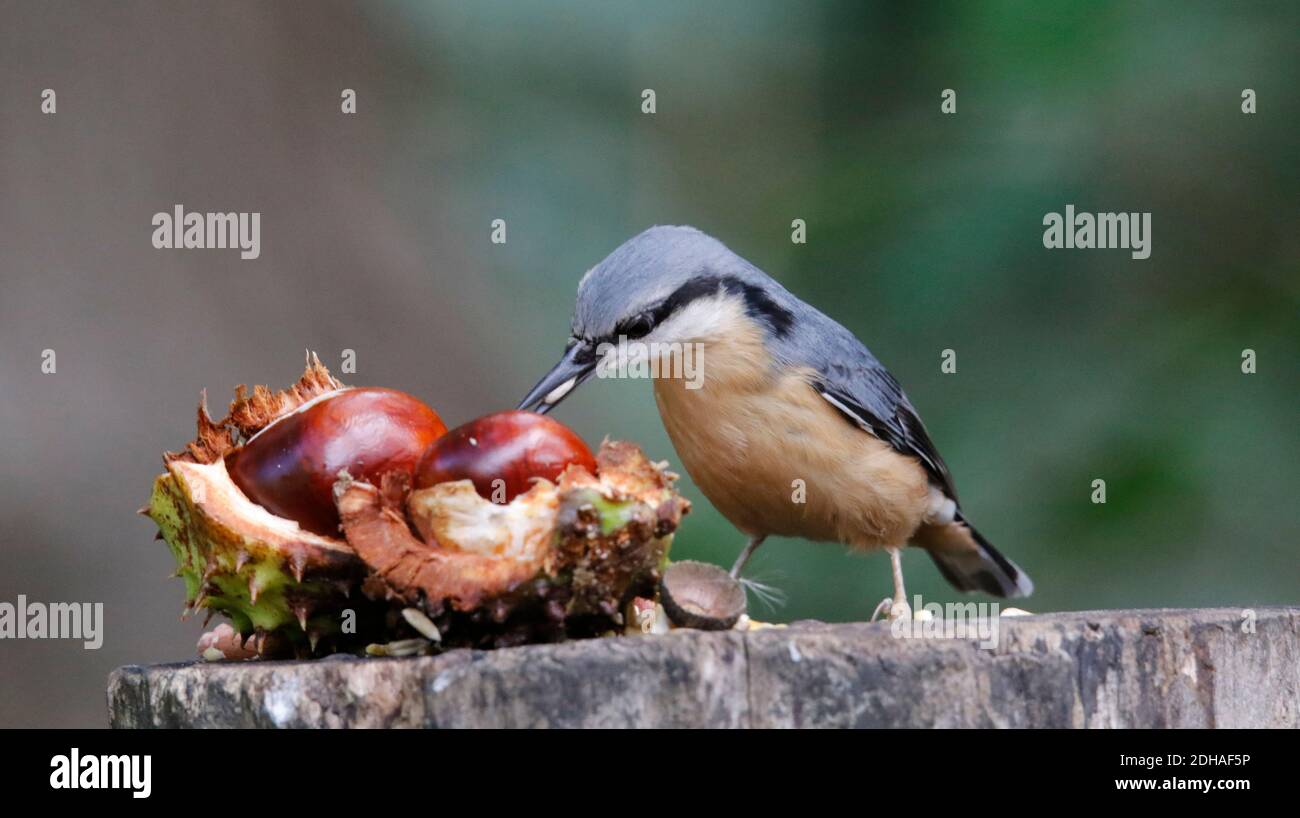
[226,388,447,536]
[413,410,596,503]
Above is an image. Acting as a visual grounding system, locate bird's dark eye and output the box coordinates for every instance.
[620,312,655,339]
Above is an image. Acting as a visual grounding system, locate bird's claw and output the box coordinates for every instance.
[870,598,889,622]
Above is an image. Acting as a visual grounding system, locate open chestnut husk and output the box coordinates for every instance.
[145,355,408,656]
[337,439,689,647]
[145,355,691,656]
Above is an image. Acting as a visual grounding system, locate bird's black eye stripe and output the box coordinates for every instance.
[654,274,794,339]
[597,272,795,347]
[723,276,794,338]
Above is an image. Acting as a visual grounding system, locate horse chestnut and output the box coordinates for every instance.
[226,388,446,536]
[413,410,596,503]
[149,356,689,655]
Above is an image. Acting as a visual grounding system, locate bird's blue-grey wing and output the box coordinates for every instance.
[796,321,959,503]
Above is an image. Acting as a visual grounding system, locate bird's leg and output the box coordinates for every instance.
[888,546,911,618]
[730,534,767,578]
[870,546,912,622]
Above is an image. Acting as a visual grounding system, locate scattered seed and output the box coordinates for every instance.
[366,638,431,658]
[401,608,443,642]
[385,638,432,656]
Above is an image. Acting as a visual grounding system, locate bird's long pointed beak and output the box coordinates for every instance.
[517,341,597,415]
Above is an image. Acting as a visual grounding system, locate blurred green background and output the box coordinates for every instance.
[0,0,1295,727]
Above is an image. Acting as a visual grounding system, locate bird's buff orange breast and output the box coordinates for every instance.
[651,321,929,550]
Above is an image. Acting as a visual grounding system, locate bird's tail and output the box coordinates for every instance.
[914,512,1033,598]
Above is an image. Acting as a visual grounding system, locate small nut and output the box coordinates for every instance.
[659,560,747,631]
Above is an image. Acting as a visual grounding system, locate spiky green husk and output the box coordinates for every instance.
[148,460,367,654]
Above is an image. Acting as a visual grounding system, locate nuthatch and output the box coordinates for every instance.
[519,226,1032,618]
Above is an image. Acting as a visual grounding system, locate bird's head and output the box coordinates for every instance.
[518,225,794,413]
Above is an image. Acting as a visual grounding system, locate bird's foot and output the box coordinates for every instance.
[892,597,913,620]
[869,596,912,622]
[869,598,889,622]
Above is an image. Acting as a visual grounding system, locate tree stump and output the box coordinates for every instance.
[108,607,1298,728]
